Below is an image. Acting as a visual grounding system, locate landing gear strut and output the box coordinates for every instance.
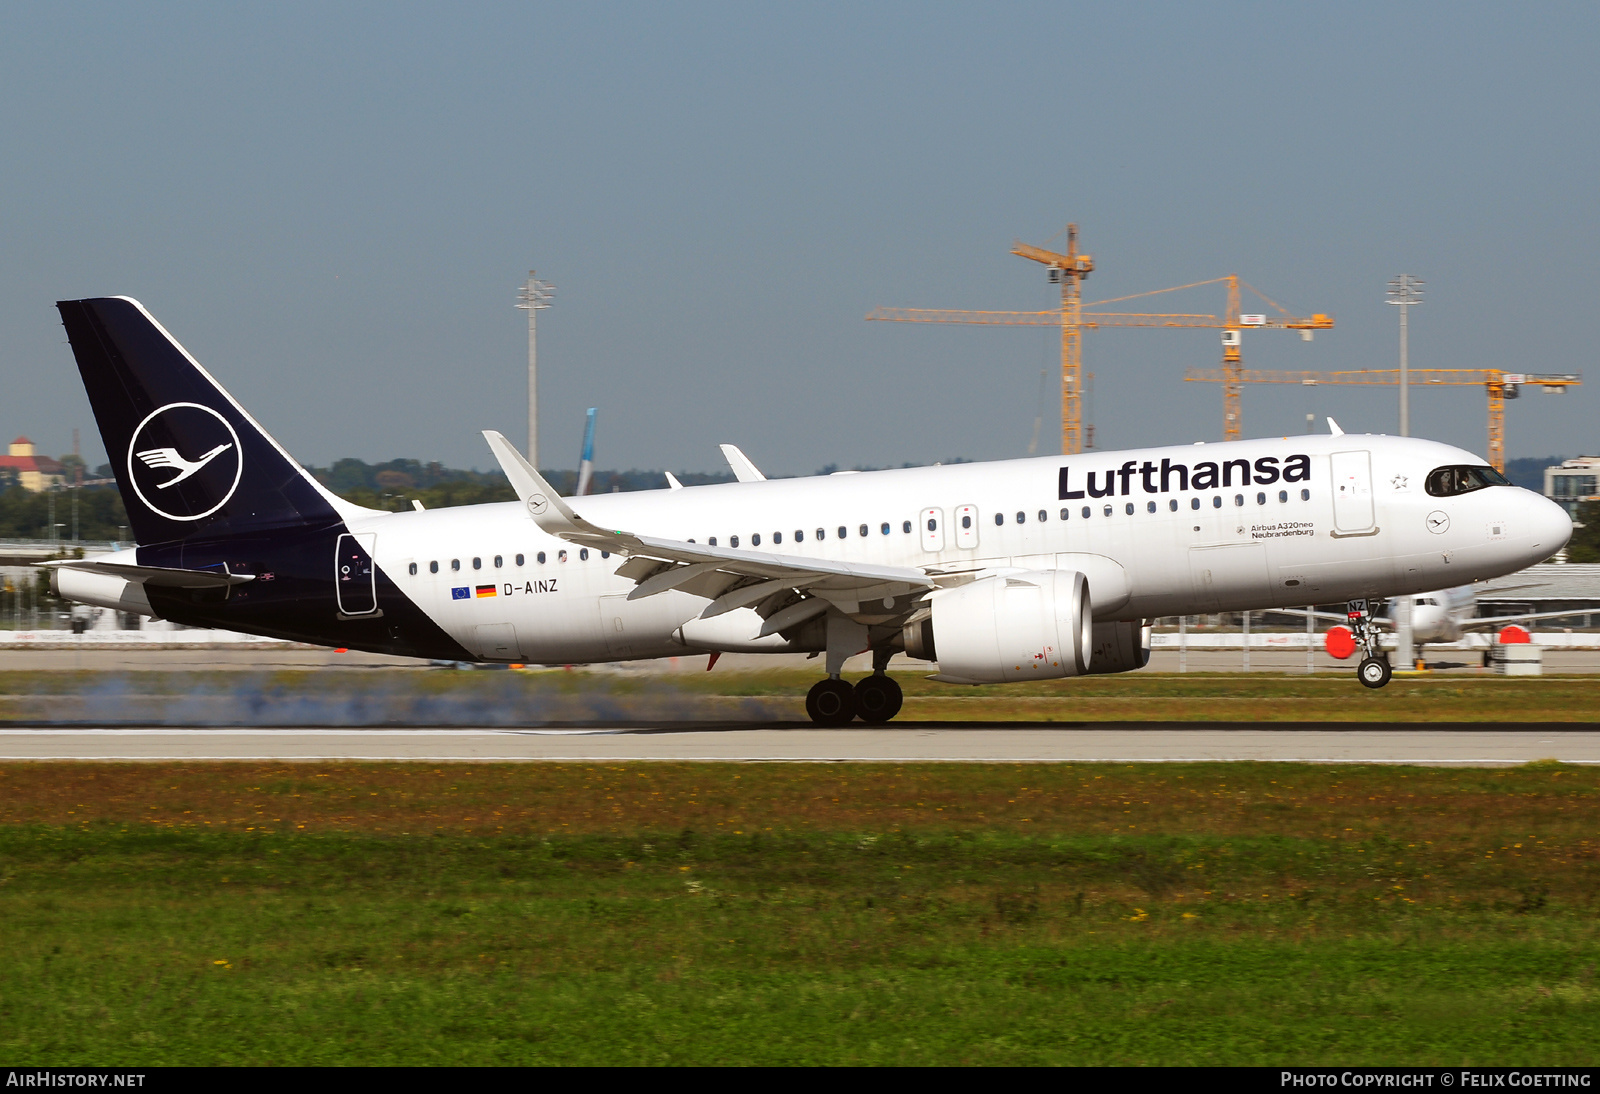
[1347,598,1392,690]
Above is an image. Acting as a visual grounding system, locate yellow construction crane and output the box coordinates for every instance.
[1182,367,1583,472]
[867,224,1333,453]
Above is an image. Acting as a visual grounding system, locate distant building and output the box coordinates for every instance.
[1545,456,1600,519]
[0,438,65,493]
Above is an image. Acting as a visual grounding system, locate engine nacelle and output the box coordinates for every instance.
[50,567,157,617]
[909,569,1091,684]
[1084,620,1151,675]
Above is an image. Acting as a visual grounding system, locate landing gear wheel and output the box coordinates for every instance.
[853,675,903,724]
[806,678,857,725]
[1358,656,1392,689]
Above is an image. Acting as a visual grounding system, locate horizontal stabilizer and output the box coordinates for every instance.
[41,557,254,589]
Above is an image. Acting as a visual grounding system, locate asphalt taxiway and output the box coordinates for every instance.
[2,723,1596,764]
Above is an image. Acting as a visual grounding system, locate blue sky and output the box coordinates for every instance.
[2,2,1595,474]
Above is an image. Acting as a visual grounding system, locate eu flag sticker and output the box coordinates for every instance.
[451,587,469,600]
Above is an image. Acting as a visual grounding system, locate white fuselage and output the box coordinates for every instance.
[334,433,1568,664]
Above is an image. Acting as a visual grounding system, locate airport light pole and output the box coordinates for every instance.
[1387,274,1424,670]
[515,271,556,469]
[1386,275,1424,437]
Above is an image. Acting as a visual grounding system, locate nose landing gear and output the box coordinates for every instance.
[1347,599,1392,689]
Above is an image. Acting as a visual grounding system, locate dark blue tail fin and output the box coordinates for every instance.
[56,297,351,546]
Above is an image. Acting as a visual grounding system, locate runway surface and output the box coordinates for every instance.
[2,723,1597,764]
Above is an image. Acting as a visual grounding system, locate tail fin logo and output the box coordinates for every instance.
[126,402,243,522]
[136,442,234,488]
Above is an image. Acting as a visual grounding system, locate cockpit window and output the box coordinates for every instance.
[1426,464,1510,497]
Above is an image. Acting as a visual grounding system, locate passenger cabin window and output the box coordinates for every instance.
[429,561,439,574]
[730,535,739,548]
[579,549,589,560]
[1081,506,1091,518]
[557,550,567,562]
[751,534,761,546]
[1060,508,1070,520]
[1016,511,1025,524]
[1168,499,1178,511]
[537,552,546,564]
[516,554,525,565]
[1103,505,1113,517]
[880,522,890,535]
[494,555,503,567]
[1234,495,1244,507]
[795,530,804,542]
[816,528,826,540]
[859,524,868,537]
[1190,497,1200,510]
[408,562,417,575]
[1256,492,1266,505]
[774,532,782,544]
[1125,503,1134,515]
[1301,489,1311,501]
[838,526,847,539]
[1278,491,1288,503]
[1147,501,1156,513]
[962,514,973,529]
[451,559,461,571]
[709,537,718,546]
[1427,465,1510,497]
[994,512,1003,527]
[472,557,482,570]
[902,521,912,534]
[1038,510,1047,523]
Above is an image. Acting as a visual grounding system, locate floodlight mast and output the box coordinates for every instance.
[1386,274,1424,437]
[515,270,556,468]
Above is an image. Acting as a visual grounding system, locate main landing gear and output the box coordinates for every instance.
[805,637,904,725]
[805,672,904,725]
[1347,598,1393,690]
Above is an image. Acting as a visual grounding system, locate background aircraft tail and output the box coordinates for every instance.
[56,296,358,546]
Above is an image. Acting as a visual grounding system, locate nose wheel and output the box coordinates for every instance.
[1347,599,1392,689]
[1358,656,1392,689]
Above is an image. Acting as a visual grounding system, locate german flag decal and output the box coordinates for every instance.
[475,585,497,598]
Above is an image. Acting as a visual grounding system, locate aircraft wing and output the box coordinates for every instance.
[1262,607,1385,628]
[482,431,935,619]
[1458,608,1593,631]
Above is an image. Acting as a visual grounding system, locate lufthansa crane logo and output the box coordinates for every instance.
[126,403,243,522]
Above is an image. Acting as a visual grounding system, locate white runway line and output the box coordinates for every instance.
[2,726,1598,764]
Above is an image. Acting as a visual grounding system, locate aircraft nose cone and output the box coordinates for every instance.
[1526,493,1573,556]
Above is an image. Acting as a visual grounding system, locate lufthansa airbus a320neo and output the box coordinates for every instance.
[48,297,1571,723]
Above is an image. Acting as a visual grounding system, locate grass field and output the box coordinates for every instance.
[2,761,1598,1065]
[0,669,1596,723]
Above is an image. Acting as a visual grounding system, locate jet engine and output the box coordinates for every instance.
[903,570,1091,684]
[1084,620,1151,675]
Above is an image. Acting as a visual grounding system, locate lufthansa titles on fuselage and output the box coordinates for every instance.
[1058,454,1312,500]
